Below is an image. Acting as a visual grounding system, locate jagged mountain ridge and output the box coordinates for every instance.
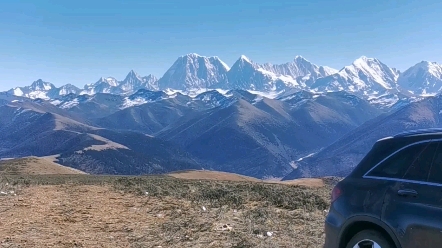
[5,54,442,110]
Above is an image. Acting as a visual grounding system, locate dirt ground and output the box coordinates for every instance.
[0,158,335,248]
[0,177,332,248]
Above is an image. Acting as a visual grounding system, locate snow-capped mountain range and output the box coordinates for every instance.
[4,53,442,108]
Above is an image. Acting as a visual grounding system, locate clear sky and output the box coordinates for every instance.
[1,0,441,91]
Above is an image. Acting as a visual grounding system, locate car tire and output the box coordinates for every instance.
[346,229,395,248]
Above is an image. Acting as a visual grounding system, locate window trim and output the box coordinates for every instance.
[363,175,442,187]
[362,138,442,184]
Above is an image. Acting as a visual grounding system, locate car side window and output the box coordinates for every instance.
[402,142,438,181]
[367,142,434,180]
[427,142,442,184]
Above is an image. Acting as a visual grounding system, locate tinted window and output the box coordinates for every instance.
[403,142,438,181]
[428,142,442,184]
[368,142,435,181]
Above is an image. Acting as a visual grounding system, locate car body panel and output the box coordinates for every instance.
[324,177,398,248]
[381,180,442,248]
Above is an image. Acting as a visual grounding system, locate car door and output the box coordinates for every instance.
[364,140,442,248]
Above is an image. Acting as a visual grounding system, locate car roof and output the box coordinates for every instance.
[375,128,442,142]
[393,128,442,138]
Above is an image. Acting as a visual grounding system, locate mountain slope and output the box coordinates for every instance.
[95,98,200,134]
[157,92,381,179]
[0,104,201,174]
[283,95,442,180]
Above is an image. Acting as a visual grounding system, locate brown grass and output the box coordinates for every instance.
[168,170,326,188]
[0,174,336,248]
[0,156,86,175]
[168,170,261,182]
[277,178,325,187]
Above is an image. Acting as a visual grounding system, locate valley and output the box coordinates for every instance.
[1,54,442,180]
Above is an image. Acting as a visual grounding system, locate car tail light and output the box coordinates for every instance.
[331,185,342,203]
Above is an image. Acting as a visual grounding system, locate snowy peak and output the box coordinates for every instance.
[7,79,56,100]
[143,74,157,82]
[120,70,144,91]
[81,77,120,95]
[398,61,442,95]
[239,55,252,64]
[57,84,81,96]
[4,53,442,109]
[95,77,119,87]
[294,55,305,61]
[290,55,337,78]
[83,71,159,94]
[227,55,337,91]
[30,79,55,91]
[124,70,142,81]
[345,56,400,89]
[312,56,399,95]
[157,53,230,90]
[142,74,159,90]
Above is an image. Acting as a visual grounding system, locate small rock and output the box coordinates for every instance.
[220,224,233,231]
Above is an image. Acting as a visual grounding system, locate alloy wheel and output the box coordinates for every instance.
[353,239,382,248]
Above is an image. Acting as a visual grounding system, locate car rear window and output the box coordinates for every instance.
[366,141,438,182]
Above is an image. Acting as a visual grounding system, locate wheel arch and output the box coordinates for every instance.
[338,215,402,248]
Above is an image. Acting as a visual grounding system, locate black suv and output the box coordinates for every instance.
[324,128,442,248]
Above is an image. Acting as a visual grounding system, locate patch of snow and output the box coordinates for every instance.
[59,99,80,109]
[248,90,283,99]
[50,100,62,105]
[296,153,316,162]
[13,88,24,96]
[240,55,251,63]
[27,91,49,100]
[120,97,149,109]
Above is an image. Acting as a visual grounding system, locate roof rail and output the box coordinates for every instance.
[393,128,442,138]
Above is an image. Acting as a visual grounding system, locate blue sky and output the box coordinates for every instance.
[1,0,441,90]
